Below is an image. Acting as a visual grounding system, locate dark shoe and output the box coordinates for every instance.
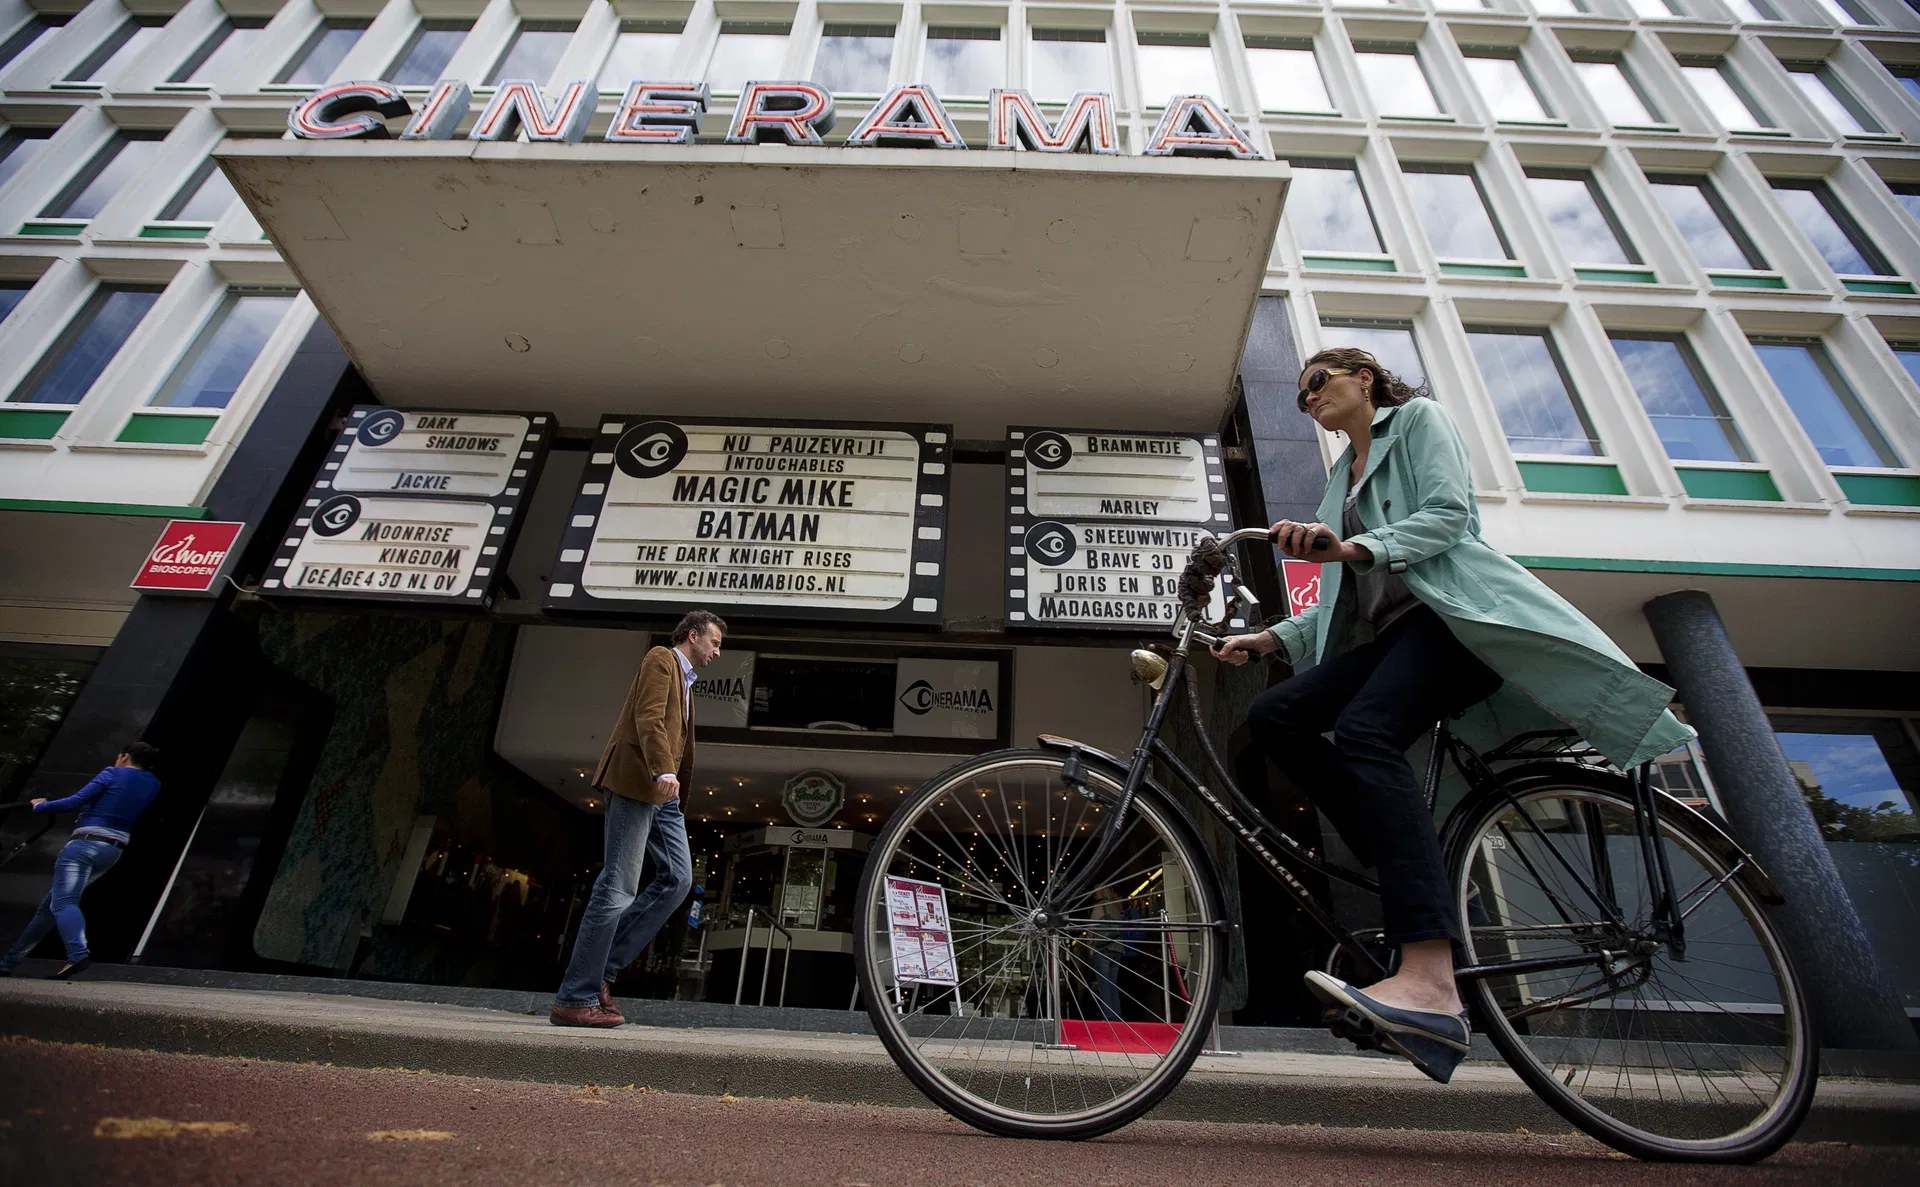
[51,958,92,981]
[550,1003,623,1029]
[1304,970,1470,1085]
[597,981,624,1023]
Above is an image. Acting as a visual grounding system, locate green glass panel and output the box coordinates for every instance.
[0,408,70,438]
[1841,278,1916,295]
[138,224,212,239]
[1517,460,1628,495]
[118,413,216,445]
[1708,272,1787,289]
[1677,468,1782,501]
[1439,261,1527,278]
[1573,267,1657,283]
[1301,255,1397,272]
[1835,472,1920,506]
[16,220,85,236]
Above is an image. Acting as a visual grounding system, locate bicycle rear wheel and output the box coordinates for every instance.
[854,749,1224,1140]
[1446,767,1817,1162]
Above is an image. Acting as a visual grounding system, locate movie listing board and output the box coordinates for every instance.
[1004,426,1234,632]
[264,406,553,607]
[544,417,952,625]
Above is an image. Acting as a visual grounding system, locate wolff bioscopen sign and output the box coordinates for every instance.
[284,78,1264,159]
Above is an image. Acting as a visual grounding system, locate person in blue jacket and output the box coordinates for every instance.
[0,741,162,979]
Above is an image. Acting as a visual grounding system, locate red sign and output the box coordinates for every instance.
[131,520,245,592]
[1281,560,1323,616]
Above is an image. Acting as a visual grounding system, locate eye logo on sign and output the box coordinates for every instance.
[1024,431,1073,470]
[898,679,936,716]
[1025,520,1077,567]
[357,409,406,447]
[311,494,363,537]
[614,421,689,479]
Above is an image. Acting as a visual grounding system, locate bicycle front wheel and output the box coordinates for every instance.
[854,749,1225,1140]
[1447,767,1817,1162]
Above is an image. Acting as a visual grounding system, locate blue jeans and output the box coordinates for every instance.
[555,794,692,1008]
[1,838,122,969]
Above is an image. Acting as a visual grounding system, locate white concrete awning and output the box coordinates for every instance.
[218,141,1288,435]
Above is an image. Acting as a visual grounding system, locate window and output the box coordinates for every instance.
[1748,339,1899,466]
[1354,46,1443,118]
[1243,37,1334,114]
[1436,0,1489,9]
[6,284,164,404]
[1029,28,1107,103]
[1524,170,1639,266]
[1725,0,1781,18]
[816,24,895,94]
[1887,339,1920,388]
[66,15,169,84]
[1319,319,1428,388]
[1678,61,1774,132]
[1625,0,1681,15]
[1463,52,1552,123]
[1885,180,1920,226]
[170,17,267,84]
[1532,0,1591,12]
[705,22,789,93]
[1887,62,1920,108]
[1768,179,1892,276]
[1465,326,1604,456]
[385,21,472,85]
[1286,160,1386,254]
[488,21,576,85]
[158,159,238,223]
[1609,333,1751,462]
[1813,0,1876,25]
[40,132,164,221]
[149,291,296,409]
[1572,59,1662,126]
[0,280,31,325]
[1645,174,1767,270]
[1400,165,1514,261]
[0,126,56,191]
[276,19,370,86]
[1134,31,1219,109]
[0,14,67,73]
[1785,65,1882,136]
[598,20,681,89]
[1772,716,1917,844]
[923,27,1002,98]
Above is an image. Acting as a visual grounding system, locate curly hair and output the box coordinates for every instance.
[672,609,727,644]
[1297,347,1430,413]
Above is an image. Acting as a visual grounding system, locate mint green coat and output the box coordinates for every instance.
[1267,397,1694,768]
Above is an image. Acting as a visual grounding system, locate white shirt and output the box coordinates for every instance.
[658,646,696,783]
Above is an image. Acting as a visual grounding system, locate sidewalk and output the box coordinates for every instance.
[3,969,1917,1145]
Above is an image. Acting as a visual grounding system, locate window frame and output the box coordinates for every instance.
[596,19,685,90]
[1767,176,1895,277]
[1286,157,1390,257]
[167,16,269,85]
[1242,35,1336,115]
[273,18,372,86]
[1132,29,1221,111]
[1746,335,1902,469]
[0,125,58,192]
[812,23,898,96]
[1523,167,1643,267]
[1569,54,1668,128]
[1026,26,1109,103]
[5,282,167,406]
[156,156,235,224]
[1675,57,1778,133]
[1643,172,1770,272]
[1318,316,1431,389]
[37,129,166,221]
[1351,42,1448,120]
[147,287,299,410]
[485,19,579,86]
[1606,330,1755,463]
[921,24,1005,99]
[64,15,168,84]
[1399,162,1519,263]
[1782,61,1886,137]
[0,13,69,74]
[383,20,475,86]
[1463,323,1608,458]
[1460,47,1557,125]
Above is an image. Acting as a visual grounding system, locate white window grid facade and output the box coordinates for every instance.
[0,0,1916,523]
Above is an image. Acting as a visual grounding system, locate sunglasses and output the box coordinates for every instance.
[1296,367,1354,412]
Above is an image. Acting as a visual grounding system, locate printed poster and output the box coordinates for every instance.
[883,875,958,987]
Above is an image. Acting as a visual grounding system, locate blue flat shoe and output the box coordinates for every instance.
[1304,970,1470,1085]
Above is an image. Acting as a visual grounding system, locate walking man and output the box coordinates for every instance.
[551,610,725,1027]
[0,741,162,980]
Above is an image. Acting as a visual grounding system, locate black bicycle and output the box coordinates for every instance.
[855,526,1816,1162]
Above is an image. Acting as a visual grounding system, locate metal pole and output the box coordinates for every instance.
[758,921,774,1006]
[131,797,210,963]
[1159,910,1172,1022]
[777,931,792,1009]
[734,907,754,1006]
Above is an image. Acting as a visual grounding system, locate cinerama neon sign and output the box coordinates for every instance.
[287,78,1264,160]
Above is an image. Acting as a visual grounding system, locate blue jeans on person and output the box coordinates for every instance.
[0,838,122,970]
[555,793,693,1008]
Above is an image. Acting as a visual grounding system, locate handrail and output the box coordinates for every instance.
[732,907,798,1008]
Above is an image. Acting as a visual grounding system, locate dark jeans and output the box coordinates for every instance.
[0,837,122,969]
[1247,606,1501,950]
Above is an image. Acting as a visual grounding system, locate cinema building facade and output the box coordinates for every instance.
[0,0,1915,1040]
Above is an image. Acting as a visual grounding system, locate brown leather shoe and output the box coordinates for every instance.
[598,981,624,1022]
[550,1003,622,1029]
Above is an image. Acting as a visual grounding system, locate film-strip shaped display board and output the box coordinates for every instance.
[264,406,554,607]
[1004,426,1237,632]
[544,416,952,625]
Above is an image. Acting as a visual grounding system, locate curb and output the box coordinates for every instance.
[3,983,1916,1146]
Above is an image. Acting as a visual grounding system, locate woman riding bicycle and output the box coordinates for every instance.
[1211,347,1695,1084]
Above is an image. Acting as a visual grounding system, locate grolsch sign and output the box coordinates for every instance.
[284,78,1264,160]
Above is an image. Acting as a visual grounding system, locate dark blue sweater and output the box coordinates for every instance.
[36,766,162,840]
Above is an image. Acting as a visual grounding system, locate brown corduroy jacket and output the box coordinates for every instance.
[592,645,694,805]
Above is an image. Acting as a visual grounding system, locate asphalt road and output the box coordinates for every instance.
[0,1038,1909,1187]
